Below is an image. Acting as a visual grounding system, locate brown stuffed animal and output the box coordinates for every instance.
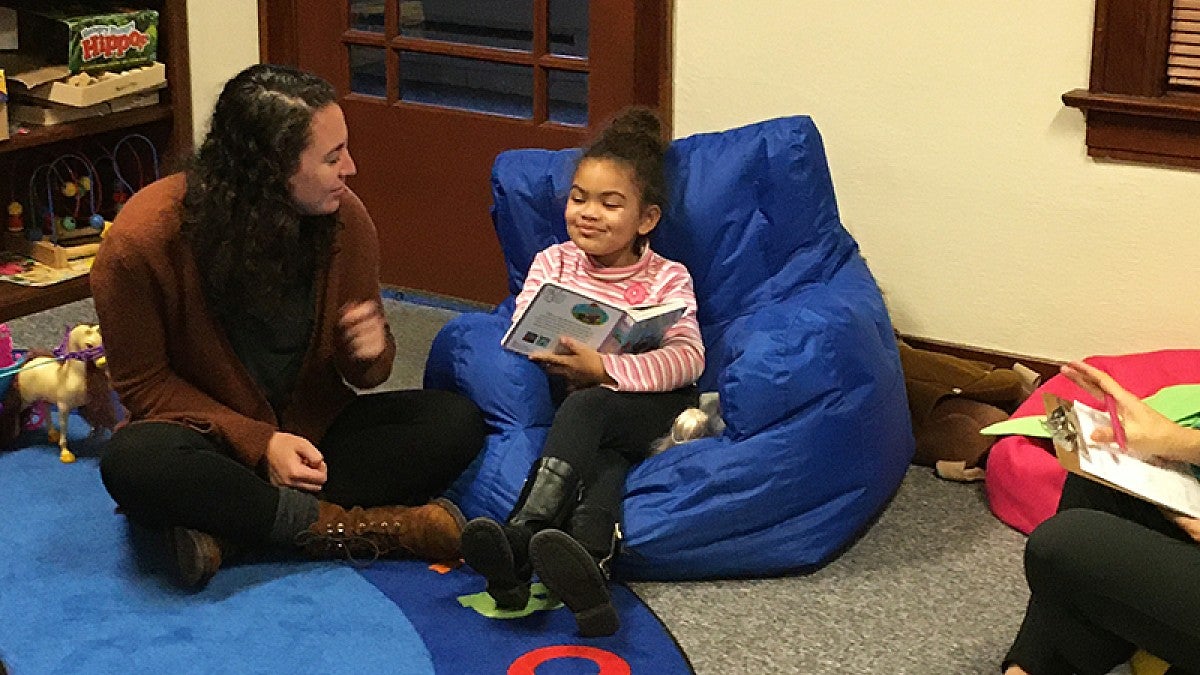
[896,337,1035,480]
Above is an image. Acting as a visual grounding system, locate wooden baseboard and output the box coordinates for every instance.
[381,284,496,313]
[899,334,1062,383]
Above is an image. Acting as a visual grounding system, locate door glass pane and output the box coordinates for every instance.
[402,0,533,51]
[350,1,385,33]
[548,69,587,125]
[400,51,533,119]
[549,0,588,58]
[349,45,387,98]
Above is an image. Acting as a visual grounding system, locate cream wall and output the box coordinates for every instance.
[190,2,1199,362]
[185,0,259,145]
[675,2,1200,362]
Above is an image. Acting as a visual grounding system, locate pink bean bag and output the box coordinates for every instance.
[985,350,1200,534]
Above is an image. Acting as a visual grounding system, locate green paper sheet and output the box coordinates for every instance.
[980,384,1200,438]
[457,582,562,619]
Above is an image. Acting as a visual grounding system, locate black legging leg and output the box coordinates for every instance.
[317,389,486,508]
[541,385,697,488]
[100,422,280,544]
[1005,475,1200,674]
[99,390,485,544]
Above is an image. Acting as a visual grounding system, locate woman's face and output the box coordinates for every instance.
[565,157,660,268]
[289,103,357,215]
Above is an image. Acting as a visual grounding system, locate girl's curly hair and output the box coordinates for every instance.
[581,106,668,210]
[580,107,668,252]
[181,64,339,320]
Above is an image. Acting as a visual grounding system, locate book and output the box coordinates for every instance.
[1045,393,1200,519]
[501,281,687,357]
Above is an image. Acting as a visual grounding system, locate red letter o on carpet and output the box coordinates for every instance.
[508,645,631,675]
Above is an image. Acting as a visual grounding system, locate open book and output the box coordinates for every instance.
[1045,394,1200,518]
[502,281,688,357]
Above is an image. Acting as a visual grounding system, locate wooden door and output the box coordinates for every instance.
[260,0,671,304]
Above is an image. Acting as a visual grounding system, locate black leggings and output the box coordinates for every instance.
[1004,473,1200,674]
[541,385,698,522]
[99,390,486,544]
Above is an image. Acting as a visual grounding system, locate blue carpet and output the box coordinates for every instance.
[0,414,693,674]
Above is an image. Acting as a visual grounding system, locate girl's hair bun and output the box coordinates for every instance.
[583,106,668,207]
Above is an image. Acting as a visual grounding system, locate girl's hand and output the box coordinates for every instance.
[1061,361,1200,462]
[266,431,328,493]
[339,300,388,362]
[529,336,616,388]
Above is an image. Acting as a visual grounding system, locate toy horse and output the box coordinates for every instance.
[12,324,115,463]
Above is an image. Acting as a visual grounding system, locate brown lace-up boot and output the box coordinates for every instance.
[297,498,466,564]
[168,526,228,589]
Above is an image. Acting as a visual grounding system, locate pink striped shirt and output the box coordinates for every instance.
[512,241,705,392]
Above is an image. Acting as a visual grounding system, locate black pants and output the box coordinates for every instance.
[1004,473,1200,674]
[99,389,486,545]
[541,384,698,532]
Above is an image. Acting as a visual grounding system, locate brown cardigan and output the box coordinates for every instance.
[91,174,396,468]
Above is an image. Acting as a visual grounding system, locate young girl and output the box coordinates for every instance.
[461,108,704,637]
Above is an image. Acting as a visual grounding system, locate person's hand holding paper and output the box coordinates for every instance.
[1062,361,1200,464]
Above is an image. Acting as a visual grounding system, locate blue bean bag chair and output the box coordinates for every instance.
[425,116,914,580]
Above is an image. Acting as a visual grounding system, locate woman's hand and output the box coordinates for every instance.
[529,336,615,388]
[339,300,388,362]
[1161,508,1200,545]
[266,431,328,493]
[1061,361,1200,462]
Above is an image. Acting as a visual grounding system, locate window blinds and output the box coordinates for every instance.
[1170,0,1200,89]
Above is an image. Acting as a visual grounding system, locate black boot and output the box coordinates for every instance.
[529,505,622,637]
[569,504,622,573]
[461,457,580,609]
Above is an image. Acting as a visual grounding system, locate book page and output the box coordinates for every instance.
[1074,401,1200,518]
[501,282,626,356]
[615,304,687,354]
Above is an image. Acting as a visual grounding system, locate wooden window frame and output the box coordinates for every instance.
[1063,0,1200,169]
[259,1,673,133]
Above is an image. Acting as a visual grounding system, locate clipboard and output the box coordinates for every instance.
[1044,393,1200,518]
[1044,393,1121,491]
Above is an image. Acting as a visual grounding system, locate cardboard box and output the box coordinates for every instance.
[16,5,158,74]
[9,89,158,126]
[2,56,165,107]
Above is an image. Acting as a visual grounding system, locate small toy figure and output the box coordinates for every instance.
[5,324,117,463]
[650,392,725,455]
[6,202,23,234]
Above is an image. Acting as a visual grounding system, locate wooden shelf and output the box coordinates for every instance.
[0,0,189,322]
[0,103,174,155]
[0,275,91,323]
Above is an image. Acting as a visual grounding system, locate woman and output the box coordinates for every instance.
[93,64,486,588]
[1004,361,1200,674]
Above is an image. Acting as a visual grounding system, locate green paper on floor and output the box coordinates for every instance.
[458,582,563,619]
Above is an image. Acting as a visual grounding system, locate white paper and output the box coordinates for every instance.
[1074,400,1200,518]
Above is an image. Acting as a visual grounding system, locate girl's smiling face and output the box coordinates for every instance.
[564,157,661,268]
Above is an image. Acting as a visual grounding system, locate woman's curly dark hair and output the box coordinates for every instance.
[181,64,339,319]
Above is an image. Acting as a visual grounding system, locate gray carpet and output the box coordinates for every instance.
[11,296,1054,675]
